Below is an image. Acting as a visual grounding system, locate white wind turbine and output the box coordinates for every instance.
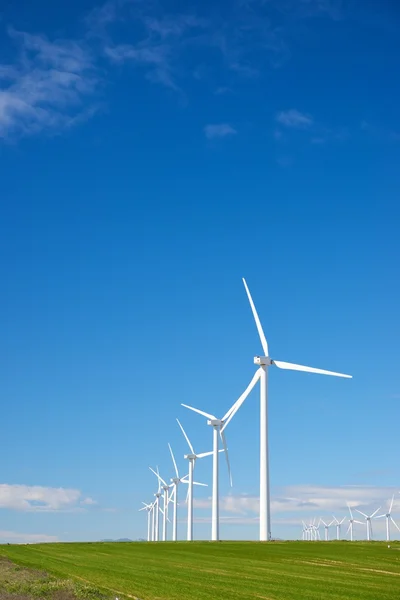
[355,506,381,541]
[167,442,190,542]
[150,467,162,541]
[221,278,352,541]
[376,496,400,541]
[320,518,335,541]
[333,516,346,540]
[176,419,212,541]
[139,501,153,542]
[181,390,251,541]
[347,505,363,541]
[150,467,173,541]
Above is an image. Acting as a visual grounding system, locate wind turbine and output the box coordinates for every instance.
[150,467,173,541]
[333,516,346,540]
[376,496,400,541]
[167,442,189,542]
[151,466,162,541]
[176,419,212,541]
[320,518,335,541]
[355,507,381,541]
[347,505,363,541]
[139,502,153,542]
[182,390,250,541]
[222,278,352,541]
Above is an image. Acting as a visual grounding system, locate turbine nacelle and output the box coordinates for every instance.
[184,453,197,460]
[207,419,223,427]
[254,356,272,366]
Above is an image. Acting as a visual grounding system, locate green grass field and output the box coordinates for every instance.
[1,541,400,600]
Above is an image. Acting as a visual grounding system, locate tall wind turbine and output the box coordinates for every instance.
[355,507,381,541]
[150,468,173,541]
[224,278,352,541]
[176,418,212,541]
[376,496,400,541]
[139,502,153,542]
[182,389,254,541]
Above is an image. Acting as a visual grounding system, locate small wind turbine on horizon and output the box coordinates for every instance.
[320,518,335,541]
[347,505,363,541]
[333,516,346,540]
[221,278,352,541]
[376,496,400,541]
[176,418,211,541]
[150,466,162,541]
[355,506,381,541]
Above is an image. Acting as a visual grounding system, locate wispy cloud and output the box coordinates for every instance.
[0,29,99,139]
[0,530,58,544]
[195,485,400,517]
[276,109,313,129]
[204,123,237,139]
[0,483,96,512]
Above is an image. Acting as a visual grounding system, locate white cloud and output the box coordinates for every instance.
[276,109,313,128]
[0,484,96,512]
[195,485,400,516]
[204,123,237,139]
[0,530,58,544]
[0,29,99,138]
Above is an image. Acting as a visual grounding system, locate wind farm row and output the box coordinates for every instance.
[140,278,353,542]
[303,497,400,542]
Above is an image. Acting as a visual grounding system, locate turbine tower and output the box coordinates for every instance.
[176,418,212,541]
[376,496,400,541]
[226,278,352,541]
[355,507,381,541]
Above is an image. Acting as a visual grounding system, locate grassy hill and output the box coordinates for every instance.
[1,541,400,600]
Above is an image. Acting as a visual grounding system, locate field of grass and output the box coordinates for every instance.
[1,541,400,600]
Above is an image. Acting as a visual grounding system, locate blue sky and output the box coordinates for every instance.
[1,0,400,543]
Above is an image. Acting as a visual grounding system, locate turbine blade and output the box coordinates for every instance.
[197,450,223,459]
[389,494,395,514]
[375,514,385,519]
[220,430,232,487]
[355,509,368,518]
[193,481,208,487]
[168,443,179,479]
[347,503,354,519]
[346,524,351,534]
[391,517,400,533]
[221,369,262,430]
[176,418,194,454]
[272,360,352,378]
[181,403,216,421]
[242,278,269,357]
[149,467,167,487]
[370,507,381,518]
[156,466,161,493]
[354,520,364,525]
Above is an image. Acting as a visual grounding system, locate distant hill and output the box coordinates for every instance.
[99,538,133,542]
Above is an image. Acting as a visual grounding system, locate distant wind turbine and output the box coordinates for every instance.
[320,518,335,541]
[176,419,211,541]
[222,278,352,541]
[333,516,346,540]
[149,467,173,541]
[376,496,400,541]
[355,507,381,541]
[167,442,190,542]
[347,505,363,541]
[139,502,153,542]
